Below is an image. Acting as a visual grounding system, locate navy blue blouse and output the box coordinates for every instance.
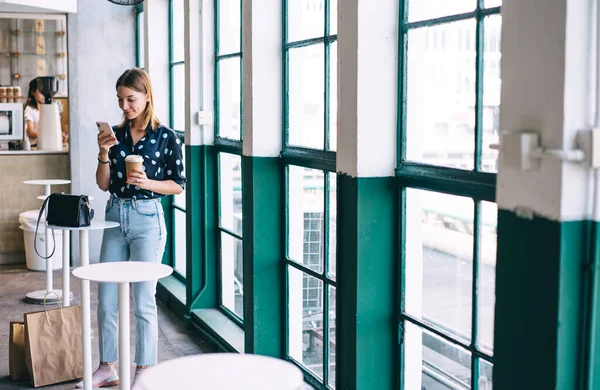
[107,123,186,199]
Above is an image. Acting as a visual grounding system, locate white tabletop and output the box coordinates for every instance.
[137,354,304,390]
[72,262,173,283]
[47,220,119,231]
[23,179,71,186]
[38,195,95,201]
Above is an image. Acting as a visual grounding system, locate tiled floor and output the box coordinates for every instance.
[0,265,213,389]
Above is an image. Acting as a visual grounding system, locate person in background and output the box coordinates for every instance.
[24,78,68,148]
[23,78,44,147]
[76,68,186,389]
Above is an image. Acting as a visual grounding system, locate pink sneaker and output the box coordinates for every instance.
[75,363,119,388]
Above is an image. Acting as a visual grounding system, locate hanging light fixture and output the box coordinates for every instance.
[108,0,144,5]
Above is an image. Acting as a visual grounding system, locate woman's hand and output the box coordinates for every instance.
[126,168,153,191]
[97,131,118,154]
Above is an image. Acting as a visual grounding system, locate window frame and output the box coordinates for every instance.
[396,1,501,389]
[168,0,187,282]
[282,0,338,388]
[214,0,245,327]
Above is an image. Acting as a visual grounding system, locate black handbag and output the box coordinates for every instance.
[34,193,95,259]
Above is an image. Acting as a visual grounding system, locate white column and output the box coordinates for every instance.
[336,0,398,177]
[241,0,282,157]
[497,0,592,221]
[184,0,213,146]
[144,0,171,125]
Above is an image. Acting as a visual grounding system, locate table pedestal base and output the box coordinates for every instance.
[25,289,73,305]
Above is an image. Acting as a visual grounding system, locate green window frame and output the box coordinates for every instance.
[168,0,187,281]
[397,1,501,389]
[214,0,244,325]
[283,0,337,388]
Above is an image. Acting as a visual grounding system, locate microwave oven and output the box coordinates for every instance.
[0,103,23,141]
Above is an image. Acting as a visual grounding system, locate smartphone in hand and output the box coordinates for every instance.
[96,121,119,145]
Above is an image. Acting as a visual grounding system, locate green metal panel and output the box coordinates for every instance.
[242,156,285,356]
[336,174,397,390]
[185,145,203,305]
[493,210,585,390]
[584,221,600,389]
[190,145,219,310]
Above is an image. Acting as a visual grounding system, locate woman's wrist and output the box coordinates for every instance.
[97,152,109,164]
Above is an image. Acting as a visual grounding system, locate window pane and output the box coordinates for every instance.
[218,0,241,55]
[404,321,472,389]
[217,57,241,140]
[479,359,493,389]
[328,286,336,387]
[288,165,325,273]
[137,11,144,68]
[405,189,473,342]
[329,0,337,36]
[329,42,337,151]
[221,232,244,318]
[174,145,186,209]
[328,172,336,278]
[288,266,324,379]
[479,201,497,354]
[408,1,476,22]
[174,209,186,277]
[406,21,476,169]
[219,153,242,235]
[288,44,324,149]
[287,0,324,42]
[481,15,502,173]
[485,0,501,7]
[171,0,184,62]
[172,64,186,132]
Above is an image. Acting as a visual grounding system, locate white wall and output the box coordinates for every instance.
[68,0,136,264]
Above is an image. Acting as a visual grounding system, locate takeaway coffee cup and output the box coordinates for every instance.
[125,155,144,177]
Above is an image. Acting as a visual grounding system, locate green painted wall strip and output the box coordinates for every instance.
[242,156,285,356]
[493,211,585,390]
[190,145,219,310]
[185,145,203,305]
[161,196,173,267]
[336,175,397,389]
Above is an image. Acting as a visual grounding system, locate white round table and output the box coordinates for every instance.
[50,221,120,390]
[73,262,173,390]
[137,353,305,390]
[23,179,71,305]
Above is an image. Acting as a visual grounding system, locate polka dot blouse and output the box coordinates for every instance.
[107,123,186,199]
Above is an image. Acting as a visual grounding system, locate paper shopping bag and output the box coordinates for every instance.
[23,304,83,387]
[9,321,28,381]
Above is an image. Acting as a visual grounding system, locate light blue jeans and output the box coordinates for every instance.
[97,194,167,366]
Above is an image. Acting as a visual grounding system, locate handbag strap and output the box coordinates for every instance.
[34,194,57,260]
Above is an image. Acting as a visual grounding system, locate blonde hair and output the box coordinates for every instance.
[116,68,160,130]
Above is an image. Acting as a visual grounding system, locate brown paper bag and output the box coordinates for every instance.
[9,321,28,381]
[23,304,83,387]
